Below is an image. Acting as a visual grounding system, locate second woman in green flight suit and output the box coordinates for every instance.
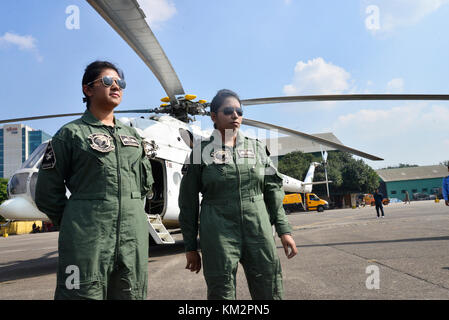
[179,89,298,300]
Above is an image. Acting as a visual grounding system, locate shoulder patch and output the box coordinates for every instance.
[119,135,140,147]
[142,140,158,159]
[41,141,56,170]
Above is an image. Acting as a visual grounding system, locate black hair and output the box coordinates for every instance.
[210,89,241,113]
[82,60,124,109]
[210,89,242,129]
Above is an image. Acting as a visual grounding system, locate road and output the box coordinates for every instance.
[1,200,449,300]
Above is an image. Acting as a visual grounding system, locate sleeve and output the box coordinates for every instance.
[261,144,292,237]
[35,134,71,227]
[178,151,202,252]
[140,141,154,198]
[443,177,449,201]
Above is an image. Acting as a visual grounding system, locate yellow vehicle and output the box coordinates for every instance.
[283,193,329,214]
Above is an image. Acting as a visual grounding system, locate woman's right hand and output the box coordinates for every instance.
[185,251,202,273]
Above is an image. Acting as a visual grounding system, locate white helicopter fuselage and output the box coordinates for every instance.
[0,115,315,228]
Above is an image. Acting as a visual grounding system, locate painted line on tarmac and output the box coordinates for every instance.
[292,213,365,230]
[1,246,57,254]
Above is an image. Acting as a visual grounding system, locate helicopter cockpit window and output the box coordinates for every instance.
[9,173,29,195]
[179,128,193,148]
[22,142,48,169]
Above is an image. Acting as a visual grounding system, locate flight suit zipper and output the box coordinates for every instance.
[108,127,122,266]
[233,147,244,241]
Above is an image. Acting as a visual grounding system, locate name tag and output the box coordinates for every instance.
[237,149,255,158]
[120,135,140,147]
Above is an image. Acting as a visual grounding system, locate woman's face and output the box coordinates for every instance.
[83,68,123,110]
[211,97,243,132]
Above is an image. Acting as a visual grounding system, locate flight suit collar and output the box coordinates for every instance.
[81,109,123,129]
[209,129,246,149]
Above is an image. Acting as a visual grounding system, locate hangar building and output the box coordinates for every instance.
[376,165,448,201]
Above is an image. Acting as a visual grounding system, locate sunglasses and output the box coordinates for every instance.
[220,106,243,116]
[87,76,126,90]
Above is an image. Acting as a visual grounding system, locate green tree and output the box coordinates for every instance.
[277,151,314,181]
[278,151,379,196]
[381,163,418,169]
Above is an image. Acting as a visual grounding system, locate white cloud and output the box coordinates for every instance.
[283,57,352,96]
[0,32,36,50]
[364,0,449,34]
[331,103,449,167]
[0,32,43,62]
[138,0,177,29]
[387,78,404,93]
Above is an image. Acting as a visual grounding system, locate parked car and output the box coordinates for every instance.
[413,193,430,201]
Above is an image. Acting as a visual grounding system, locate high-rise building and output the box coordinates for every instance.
[0,124,52,178]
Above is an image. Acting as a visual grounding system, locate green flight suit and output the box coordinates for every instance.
[35,109,154,300]
[178,130,292,300]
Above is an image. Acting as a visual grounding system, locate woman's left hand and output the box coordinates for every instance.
[280,234,298,259]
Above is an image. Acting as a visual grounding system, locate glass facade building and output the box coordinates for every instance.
[0,129,3,178]
[0,124,52,179]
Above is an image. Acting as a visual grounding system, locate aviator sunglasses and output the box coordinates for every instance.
[220,106,243,116]
[87,76,127,90]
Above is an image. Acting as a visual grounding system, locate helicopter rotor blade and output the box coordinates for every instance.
[86,0,185,105]
[241,94,449,106]
[241,118,383,161]
[0,109,156,125]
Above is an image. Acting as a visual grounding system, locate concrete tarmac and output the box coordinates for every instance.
[1,200,449,300]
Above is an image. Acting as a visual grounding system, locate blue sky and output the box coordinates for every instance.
[1,0,448,169]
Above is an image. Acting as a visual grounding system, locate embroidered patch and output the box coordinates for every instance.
[88,133,115,153]
[237,149,255,158]
[41,141,56,169]
[212,150,232,164]
[119,135,140,147]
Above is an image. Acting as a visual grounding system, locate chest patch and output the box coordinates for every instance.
[41,141,56,170]
[88,133,115,153]
[212,150,232,164]
[237,149,255,158]
[119,135,140,147]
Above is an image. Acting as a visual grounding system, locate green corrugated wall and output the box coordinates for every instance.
[385,178,444,200]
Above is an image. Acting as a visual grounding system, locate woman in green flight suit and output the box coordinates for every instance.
[179,89,298,300]
[35,61,154,300]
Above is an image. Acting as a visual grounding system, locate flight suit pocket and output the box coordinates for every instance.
[202,163,227,186]
[131,191,141,199]
[70,146,107,199]
[56,277,103,300]
[250,163,266,184]
[254,197,273,241]
[130,157,140,182]
[212,164,227,176]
